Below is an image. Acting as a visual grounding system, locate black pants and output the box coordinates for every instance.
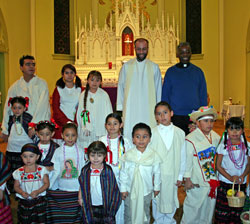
[172,114,192,135]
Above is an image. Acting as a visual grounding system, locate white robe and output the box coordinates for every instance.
[150,124,186,214]
[1,76,51,135]
[76,88,113,149]
[117,58,162,140]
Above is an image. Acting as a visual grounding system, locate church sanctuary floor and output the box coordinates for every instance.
[1,119,250,224]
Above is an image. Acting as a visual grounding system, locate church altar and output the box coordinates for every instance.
[74,0,179,86]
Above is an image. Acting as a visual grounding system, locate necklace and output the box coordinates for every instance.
[106,135,125,167]
[227,139,246,169]
[63,143,79,177]
[14,115,23,135]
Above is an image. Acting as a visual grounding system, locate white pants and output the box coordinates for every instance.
[152,198,177,224]
[124,193,152,224]
[181,186,216,224]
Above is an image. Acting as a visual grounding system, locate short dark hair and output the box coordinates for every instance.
[226,117,244,130]
[154,101,172,114]
[132,122,152,138]
[87,141,107,159]
[62,122,78,133]
[134,38,149,47]
[177,42,191,53]
[19,55,35,66]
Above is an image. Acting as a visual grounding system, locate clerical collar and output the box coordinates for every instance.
[176,62,190,68]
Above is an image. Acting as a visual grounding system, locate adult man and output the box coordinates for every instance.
[117,38,162,140]
[0,55,51,140]
[162,42,207,135]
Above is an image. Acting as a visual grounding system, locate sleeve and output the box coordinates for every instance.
[184,140,195,178]
[153,163,161,191]
[178,141,186,181]
[52,87,72,126]
[154,64,162,103]
[104,91,113,115]
[119,158,129,192]
[1,85,17,135]
[76,91,85,134]
[12,169,19,181]
[217,143,226,155]
[116,65,126,111]
[199,70,208,106]
[49,150,61,188]
[31,80,51,123]
[161,70,171,104]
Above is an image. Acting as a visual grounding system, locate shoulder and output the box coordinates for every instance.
[51,140,60,148]
[146,59,159,67]
[189,63,204,74]
[33,76,48,86]
[173,125,185,137]
[98,88,110,97]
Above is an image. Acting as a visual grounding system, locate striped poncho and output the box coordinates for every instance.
[78,162,122,224]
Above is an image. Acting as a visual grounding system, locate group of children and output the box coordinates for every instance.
[0,67,249,224]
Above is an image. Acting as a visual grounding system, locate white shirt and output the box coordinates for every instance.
[13,165,49,199]
[1,76,50,135]
[120,146,161,196]
[217,138,250,184]
[7,124,33,153]
[157,123,186,180]
[57,86,81,120]
[38,143,50,162]
[90,167,103,206]
[50,144,85,191]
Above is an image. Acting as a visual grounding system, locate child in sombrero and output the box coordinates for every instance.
[181,106,221,224]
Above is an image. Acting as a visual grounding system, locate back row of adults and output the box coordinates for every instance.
[0,39,207,142]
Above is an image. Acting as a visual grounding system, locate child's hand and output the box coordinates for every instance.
[21,191,29,199]
[176,180,183,187]
[154,191,160,197]
[231,175,240,183]
[46,166,54,171]
[121,192,128,200]
[30,190,39,199]
[184,178,195,191]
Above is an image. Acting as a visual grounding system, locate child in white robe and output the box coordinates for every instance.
[120,123,161,224]
[151,101,186,224]
[181,106,220,224]
[76,70,113,149]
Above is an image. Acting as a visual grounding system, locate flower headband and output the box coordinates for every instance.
[28,119,59,130]
[8,96,29,109]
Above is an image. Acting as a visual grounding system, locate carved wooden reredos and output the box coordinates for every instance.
[75,0,179,86]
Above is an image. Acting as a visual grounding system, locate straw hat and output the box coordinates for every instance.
[189,106,218,122]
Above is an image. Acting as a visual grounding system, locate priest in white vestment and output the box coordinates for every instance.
[117,38,162,140]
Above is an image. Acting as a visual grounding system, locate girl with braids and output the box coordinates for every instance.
[215,117,250,224]
[5,96,33,192]
[52,64,83,145]
[76,70,113,149]
[99,113,132,224]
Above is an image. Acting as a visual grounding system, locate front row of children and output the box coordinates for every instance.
[4,101,250,224]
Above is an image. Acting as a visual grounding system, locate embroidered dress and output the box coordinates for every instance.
[13,165,48,223]
[215,137,250,223]
[181,128,220,224]
[0,152,13,224]
[79,162,122,224]
[117,58,162,141]
[99,135,132,224]
[47,144,85,223]
[76,88,113,149]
